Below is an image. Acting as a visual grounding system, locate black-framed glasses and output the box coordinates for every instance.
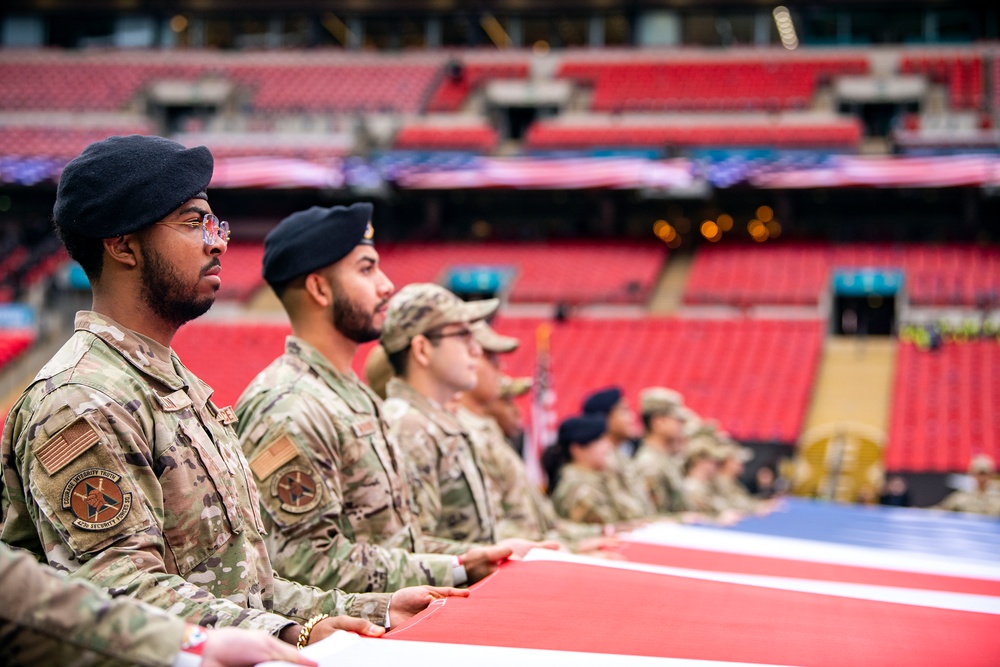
[156,213,231,245]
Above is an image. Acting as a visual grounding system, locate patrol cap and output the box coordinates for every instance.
[472,320,519,353]
[969,454,995,475]
[363,344,393,400]
[640,387,684,417]
[581,386,623,416]
[557,415,607,447]
[262,203,375,288]
[499,375,532,399]
[54,135,213,239]
[719,442,754,463]
[685,435,723,467]
[381,283,499,354]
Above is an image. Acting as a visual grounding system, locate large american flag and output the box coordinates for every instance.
[526,323,557,489]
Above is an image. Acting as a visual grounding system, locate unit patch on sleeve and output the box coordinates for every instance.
[270,465,322,514]
[61,468,133,531]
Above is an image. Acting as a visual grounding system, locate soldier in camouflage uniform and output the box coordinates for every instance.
[380,284,499,544]
[0,541,311,667]
[0,136,459,650]
[713,442,763,515]
[633,387,690,514]
[547,416,652,525]
[935,455,1000,517]
[236,204,512,595]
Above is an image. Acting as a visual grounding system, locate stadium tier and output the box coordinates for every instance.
[886,341,999,473]
[685,244,1000,307]
[426,60,530,112]
[557,55,869,112]
[0,329,35,372]
[0,123,157,159]
[213,243,266,302]
[394,123,500,152]
[173,317,825,445]
[377,241,665,304]
[900,52,984,111]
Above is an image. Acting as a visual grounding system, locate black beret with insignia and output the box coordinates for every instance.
[557,415,607,447]
[581,386,624,417]
[262,203,375,288]
[54,135,213,239]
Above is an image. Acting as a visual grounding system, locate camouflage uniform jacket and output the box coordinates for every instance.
[935,489,1000,517]
[608,447,658,516]
[383,378,496,543]
[713,476,759,514]
[681,476,728,516]
[0,312,388,635]
[0,540,185,667]
[551,463,651,525]
[633,442,688,513]
[235,337,457,593]
[456,406,544,540]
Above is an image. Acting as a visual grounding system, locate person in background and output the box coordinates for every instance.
[879,475,912,507]
[633,387,690,514]
[934,455,1000,517]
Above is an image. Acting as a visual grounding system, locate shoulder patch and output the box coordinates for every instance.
[352,417,377,438]
[61,468,132,531]
[36,416,101,476]
[269,465,322,514]
[249,435,298,481]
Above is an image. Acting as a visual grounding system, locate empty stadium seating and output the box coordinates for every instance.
[174,317,824,444]
[886,341,999,472]
[558,55,869,112]
[377,241,665,304]
[900,53,984,111]
[427,60,530,112]
[0,330,35,372]
[394,123,500,152]
[685,243,1000,307]
[524,117,863,150]
[215,243,266,302]
[0,124,156,159]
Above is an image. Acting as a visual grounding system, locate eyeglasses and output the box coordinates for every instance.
[156,213,231,245]
[424,327,478,349]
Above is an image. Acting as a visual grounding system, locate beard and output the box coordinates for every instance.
[330,283,384,344]
[140,246,217,328]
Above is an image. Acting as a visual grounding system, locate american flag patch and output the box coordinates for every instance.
[36,418,101,476]
[249,435,298,481]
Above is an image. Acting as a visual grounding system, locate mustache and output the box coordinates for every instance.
[374,298,389,313]
[200,259,221,277]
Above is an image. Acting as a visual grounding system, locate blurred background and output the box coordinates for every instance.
[0,0,997,508]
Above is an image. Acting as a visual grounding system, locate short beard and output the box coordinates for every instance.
[330,282,382,344]
[140,246,216,328]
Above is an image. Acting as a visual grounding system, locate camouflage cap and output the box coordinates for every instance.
[639,386,684,417]
[472,320,519,353]
[685,435,723,467]
[380,283,499,354]
[969,454,995,475]
[719,442,754,463]
[363,343,394,400]
[499,375,532,399]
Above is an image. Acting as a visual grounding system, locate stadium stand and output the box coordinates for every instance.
[426,59,530,112]
[886,340,999,472]
[900,52,984,111]
[377,241,665,304]
[0,123,157,159]
[214,243,266,302]
[685,243,1000,307]
[174,317,824,445]
[394,121,500,152]
[557,54,869,112]
[0,329,35,372]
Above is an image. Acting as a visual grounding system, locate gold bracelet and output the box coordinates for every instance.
[296,613,330,650]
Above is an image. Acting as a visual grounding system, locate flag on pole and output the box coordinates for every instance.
[527,323,557,489]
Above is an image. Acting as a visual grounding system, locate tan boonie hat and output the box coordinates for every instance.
[500,375,533,399]
[363,344,394,400]
[640,386,684,417]
[969,454,995,475]
[380,283,499,354]
[472,320,519,353]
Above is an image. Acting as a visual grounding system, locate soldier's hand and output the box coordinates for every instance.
[497,537,562,559]
[201,627,318,667]
[460,544,513,583]
[388,585,470,628]
[573,535,622,556]
[309,616,386,644]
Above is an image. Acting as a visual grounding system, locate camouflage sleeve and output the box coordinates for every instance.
[5,389,291,636]
[486,435,546,541]
[0,541,183,667]
[391,411,443,538]
[271,575,390,625]
[241,413,455,593]
[552,478,620,525]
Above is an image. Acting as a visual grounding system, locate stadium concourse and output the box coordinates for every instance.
[1,10,1000,664]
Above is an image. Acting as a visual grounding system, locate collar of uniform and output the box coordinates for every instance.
[75,311,185,391]
[385,377,463,436]
[283,336,374,414]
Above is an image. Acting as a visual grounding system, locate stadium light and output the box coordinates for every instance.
[772,7,799,50]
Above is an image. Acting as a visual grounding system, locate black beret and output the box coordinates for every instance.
[558,415,607,447]
[262,203,374,287]
[54,135,213,239]
[581,386,623,416]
